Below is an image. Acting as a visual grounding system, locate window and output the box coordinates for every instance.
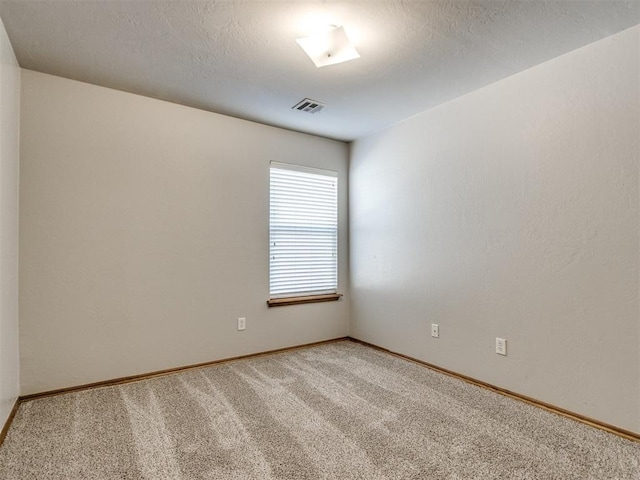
[268,162,340,306]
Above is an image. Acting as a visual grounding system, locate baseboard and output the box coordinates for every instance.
[0,398,20,448]
[347,337,640,443]
[19,336,350,402]
[13,335,638,445]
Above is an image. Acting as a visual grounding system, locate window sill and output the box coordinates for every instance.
[267,293,343,308]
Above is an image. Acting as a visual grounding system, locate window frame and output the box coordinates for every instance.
[267,162,342,307]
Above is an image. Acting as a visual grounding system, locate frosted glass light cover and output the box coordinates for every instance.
[296,26,360,68]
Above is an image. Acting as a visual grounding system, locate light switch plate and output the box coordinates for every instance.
[496,337,507,356]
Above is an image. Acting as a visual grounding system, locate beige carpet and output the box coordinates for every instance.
[0,340,638,479]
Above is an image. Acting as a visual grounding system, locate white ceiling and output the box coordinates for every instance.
[1,1,638,142]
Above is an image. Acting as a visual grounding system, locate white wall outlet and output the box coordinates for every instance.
[431,324,439,338]
[496,337,507,356]
[237,317,246,331]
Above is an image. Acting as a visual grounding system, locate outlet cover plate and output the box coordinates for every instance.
[431,324,439,338]
[496,337,507,355]
[238,317,246,331]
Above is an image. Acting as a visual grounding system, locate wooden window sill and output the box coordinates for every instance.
[267,293,343,307]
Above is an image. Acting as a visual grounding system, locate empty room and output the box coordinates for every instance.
[0,0,639,478]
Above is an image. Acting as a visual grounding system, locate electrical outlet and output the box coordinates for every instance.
[496,337,507,356]
[431,324,439,338]
[237,317,246,331]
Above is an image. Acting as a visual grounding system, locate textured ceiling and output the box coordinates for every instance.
[1,0,638,141]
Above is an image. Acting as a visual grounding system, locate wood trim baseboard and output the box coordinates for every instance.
[12,336,638,445]
[347,337,640,444]
[19,337,349,403]
[0,398,20,448]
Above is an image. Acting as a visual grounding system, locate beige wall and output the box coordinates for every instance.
[0,16,20,426]
[349,26,640,433]
[19,70,349,395]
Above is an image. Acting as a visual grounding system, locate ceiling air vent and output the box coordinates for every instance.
[292,98,326,114]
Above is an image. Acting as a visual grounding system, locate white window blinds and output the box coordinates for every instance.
[269,163,338,298]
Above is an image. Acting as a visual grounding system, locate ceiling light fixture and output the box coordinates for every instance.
[296,25,360,68]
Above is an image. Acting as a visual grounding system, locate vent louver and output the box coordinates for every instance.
[292,98,326,114]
